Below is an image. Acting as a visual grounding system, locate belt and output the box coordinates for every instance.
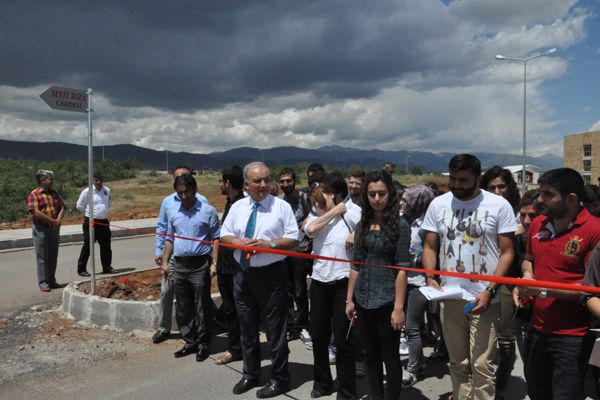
[84,217,109,222]
[33,221,53,228]
[174,254,211,263]
[245,260,285,273]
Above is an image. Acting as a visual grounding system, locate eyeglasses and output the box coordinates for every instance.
[487,184,508,191]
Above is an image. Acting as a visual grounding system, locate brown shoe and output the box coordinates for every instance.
[39,286,51,292]
[214,351,241,365]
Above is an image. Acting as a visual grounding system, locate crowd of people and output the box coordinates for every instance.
[26,155,600,399]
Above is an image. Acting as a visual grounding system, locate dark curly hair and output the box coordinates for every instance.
[480,165,520,211]
[357,170,401,256]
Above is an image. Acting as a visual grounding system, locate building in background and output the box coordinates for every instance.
[503,165,541,188]
[564,130,600,186]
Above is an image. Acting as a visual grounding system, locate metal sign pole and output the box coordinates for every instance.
[87,88,96,295]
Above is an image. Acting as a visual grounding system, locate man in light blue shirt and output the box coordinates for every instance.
[152,166,208,344]
[162,173,220,362]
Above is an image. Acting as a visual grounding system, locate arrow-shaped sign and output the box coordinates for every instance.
[40,86,88,113]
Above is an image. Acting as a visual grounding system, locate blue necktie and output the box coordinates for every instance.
[239,202,259,271]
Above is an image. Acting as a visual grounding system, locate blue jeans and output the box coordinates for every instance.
[524,328,594,400]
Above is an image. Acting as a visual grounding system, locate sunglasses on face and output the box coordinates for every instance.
[488,184,508,191]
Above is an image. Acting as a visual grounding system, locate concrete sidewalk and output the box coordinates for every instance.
[0,218,157,251]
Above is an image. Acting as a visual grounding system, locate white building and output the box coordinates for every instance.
[503,164,541,186]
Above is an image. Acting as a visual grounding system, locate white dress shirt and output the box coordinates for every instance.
[76,185,112,219]
[305,201,362,283]
[220,194,299,267]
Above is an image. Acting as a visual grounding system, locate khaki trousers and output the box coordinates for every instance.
[441,299,500,400]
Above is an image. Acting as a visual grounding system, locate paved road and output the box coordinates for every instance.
[0,235,155,314]
[0,236,531,400]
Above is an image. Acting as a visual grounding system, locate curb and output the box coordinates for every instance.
[0,225,156,251]
[61,268,222,332]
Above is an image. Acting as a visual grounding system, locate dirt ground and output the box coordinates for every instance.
[0,302,151,385]
[77,269,219,300]
[1,173,227,230]
[1,172,446,230]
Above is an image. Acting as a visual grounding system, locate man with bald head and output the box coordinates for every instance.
[221,162,300,398]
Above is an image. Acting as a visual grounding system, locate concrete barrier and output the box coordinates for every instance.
[61,268,222,332]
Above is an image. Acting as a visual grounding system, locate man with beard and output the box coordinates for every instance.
[347,168,365,207]
[517,168,600,400]
[213,165,245,365]
[421,154,516,400]
[278,167,311,340]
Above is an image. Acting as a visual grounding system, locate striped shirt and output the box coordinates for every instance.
[27,187,64,220]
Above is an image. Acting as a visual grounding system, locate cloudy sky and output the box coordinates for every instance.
[1,0,599,156]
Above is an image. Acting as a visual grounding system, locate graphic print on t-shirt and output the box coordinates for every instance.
[439,207,489,280]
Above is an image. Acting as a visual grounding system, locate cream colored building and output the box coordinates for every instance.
[564,130,600,186]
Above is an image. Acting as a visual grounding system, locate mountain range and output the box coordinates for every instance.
[0,139,562,173]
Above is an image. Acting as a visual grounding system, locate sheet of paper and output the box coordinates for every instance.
[419,285,475,301]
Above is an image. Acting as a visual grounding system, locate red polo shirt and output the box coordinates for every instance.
[527,208,600,336]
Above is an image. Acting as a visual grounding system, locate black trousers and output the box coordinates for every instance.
[357,303,402,400]
[309,278,356,399]
[217,269,242,357]
[77,217,112,273]
[234,261,289,384]
[172,255,212,351]
[286,256,311,328]
[524,328,594,400]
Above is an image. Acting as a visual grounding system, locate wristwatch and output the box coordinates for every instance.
[484,286,497,298]
[269,241,277,249]
[538,289,548,299]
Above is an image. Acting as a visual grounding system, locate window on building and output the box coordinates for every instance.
[584,175,591,186]
[583,159,592,172]
[584,144,592,157]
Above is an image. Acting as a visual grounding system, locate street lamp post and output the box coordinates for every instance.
[495,47,556,194]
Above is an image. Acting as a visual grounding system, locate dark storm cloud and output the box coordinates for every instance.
[0,0,449,111]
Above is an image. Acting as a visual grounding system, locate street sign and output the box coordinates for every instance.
[40,86,88,113]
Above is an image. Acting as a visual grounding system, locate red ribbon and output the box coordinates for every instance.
[93,221,600,295]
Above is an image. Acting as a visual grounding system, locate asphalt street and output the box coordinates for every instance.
[0,235,530,400]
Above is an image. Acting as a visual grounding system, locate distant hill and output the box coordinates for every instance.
[0,139,562,172]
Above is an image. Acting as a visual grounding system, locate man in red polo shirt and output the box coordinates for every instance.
[27,169,65,292]
[517,168,600,400]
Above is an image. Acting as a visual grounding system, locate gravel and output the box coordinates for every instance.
[0,302,151,385]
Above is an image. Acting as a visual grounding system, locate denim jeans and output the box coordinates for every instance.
[405,285,428,373]
[524,329,594,400]
[357,303,402,400]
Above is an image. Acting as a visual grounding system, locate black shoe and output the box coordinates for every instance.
[103,267,115,274]
[256,381,290,399]
[174,345,198,358]
[78,271,91,277]
[196,348,209,362]
[310,388,332,398]
[49,282,63,289]
[287,329,300,341]
[152,330,169,344]
[232,378,259,395]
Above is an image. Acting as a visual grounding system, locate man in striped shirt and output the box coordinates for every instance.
[27,170,65,292]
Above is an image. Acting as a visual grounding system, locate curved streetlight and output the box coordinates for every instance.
[495,47,556,193]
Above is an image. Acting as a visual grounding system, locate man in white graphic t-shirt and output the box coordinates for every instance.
[421,154,516,400]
